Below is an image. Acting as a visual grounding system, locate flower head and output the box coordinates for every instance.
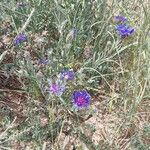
[117,24,135,38]
[38,58,49,65]
[114,15,127,23]
[50,83,65,96]
[60,69,75,81]
[15,33,27,45]
[72,90,91,109]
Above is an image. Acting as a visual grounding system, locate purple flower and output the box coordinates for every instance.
[50,83,65,96]
[114,15,127,23]
[117,24,135,38]
[38,58,49,65]
[60,69,75,80]
[72,90,91,109]
[15,33,27,45]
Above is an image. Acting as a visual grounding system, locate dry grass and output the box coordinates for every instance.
[0,0,150,150]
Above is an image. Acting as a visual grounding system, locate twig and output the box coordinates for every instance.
[19,8,35,33]
[0,88,27,93]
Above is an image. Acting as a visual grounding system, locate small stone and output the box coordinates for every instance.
[36,71,43,78]
[42,31,48,36]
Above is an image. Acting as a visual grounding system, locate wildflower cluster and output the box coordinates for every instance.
[13,18,134,110]
[115,15,135,38]
[49,69,74,96]
[49,68,91,109]
[13,30,91,110]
